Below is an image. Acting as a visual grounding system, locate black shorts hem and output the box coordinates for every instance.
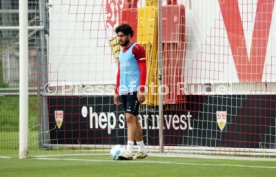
[125,111,139,117]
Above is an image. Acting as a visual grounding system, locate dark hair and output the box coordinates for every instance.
[115,24,134,37]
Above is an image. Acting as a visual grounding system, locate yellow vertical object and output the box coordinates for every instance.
[109,36,121,60]
[137,0,158,105]
[146,0,158,7]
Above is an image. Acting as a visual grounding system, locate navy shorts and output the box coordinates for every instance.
[119,92,140,116]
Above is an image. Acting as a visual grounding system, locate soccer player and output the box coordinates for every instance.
[113,24,147,160]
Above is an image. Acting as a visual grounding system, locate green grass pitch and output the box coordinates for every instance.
[0,150,276,177]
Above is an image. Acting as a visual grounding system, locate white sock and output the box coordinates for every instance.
[137,140,145,152]
[126,140,134,153]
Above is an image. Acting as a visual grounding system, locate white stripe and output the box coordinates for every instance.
[0,156,12,159]
[139,58,146,61]
[33,154,106,158]
[33,157,276,169]
[32,153,276,162]
[149,153,276,162]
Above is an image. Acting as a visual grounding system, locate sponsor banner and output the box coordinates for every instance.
[48,95,276,148]
[48,96,193,145]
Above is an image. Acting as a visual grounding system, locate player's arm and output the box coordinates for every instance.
[138,60,146,93]
[114,62,120,105]
[133,44,147,103]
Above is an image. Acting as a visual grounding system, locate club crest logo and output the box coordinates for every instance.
[55,110,64,129]
[216,111,227,131]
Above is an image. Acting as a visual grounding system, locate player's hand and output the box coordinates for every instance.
[114,93,119,105]
[137,91,146,103]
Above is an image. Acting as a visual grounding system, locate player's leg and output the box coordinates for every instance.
[125,112,137,153]
[133,117,148,159]
[135,117,142,142]
[131,92,147,159]
[124,92,140,154]
[118,95,133,160]
[117,113,137,160]
[118,93,139,160]
[119,92,147,159]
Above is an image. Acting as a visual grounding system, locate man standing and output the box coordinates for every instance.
[113,24,147,160]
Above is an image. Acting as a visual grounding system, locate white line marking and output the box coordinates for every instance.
[0,156,12,159]
[149,153,276,162]
[32,153,276,162]
[33,154,106,158]
[33,157,276,169]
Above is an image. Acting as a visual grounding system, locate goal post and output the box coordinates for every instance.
[157,0,164,153]
[19,0,29,159]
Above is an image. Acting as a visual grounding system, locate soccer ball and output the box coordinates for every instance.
[110,145,126,160]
